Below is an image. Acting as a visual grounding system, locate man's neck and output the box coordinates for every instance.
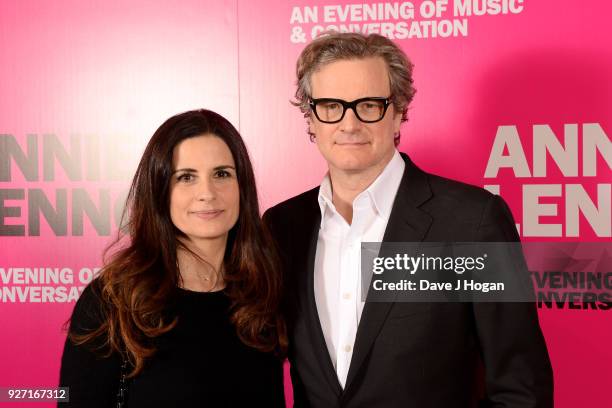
[328,152,395,224]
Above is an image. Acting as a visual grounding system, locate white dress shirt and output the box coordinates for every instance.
[314,150,405,388]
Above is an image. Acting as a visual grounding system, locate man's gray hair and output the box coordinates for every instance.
[293,31,416,123]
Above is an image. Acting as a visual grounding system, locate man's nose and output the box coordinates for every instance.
[339,107,362,132]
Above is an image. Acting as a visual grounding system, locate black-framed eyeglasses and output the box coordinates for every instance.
[309,97,392,124]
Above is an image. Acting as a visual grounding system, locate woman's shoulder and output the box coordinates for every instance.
[69,278,108,334]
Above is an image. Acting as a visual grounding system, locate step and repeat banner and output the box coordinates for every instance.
[1,1,610,406]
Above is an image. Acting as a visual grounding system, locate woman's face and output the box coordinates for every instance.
[169,134,240,245]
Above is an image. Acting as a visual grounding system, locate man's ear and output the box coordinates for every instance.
[307,117,316,142]
[392,111,402,134]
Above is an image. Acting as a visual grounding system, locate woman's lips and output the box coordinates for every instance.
[191,210,223,220]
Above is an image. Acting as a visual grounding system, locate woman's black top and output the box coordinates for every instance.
[59,281,285,407]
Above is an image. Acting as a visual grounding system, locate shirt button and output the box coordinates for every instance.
[342,292,351,300]
[344,345,352,353]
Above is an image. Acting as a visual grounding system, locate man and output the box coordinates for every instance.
[264,32,553,407]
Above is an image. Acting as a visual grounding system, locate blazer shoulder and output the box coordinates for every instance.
[420,171,518,241]
[426,172,495,206]
[263,186,319,221]
[400,154,495,212]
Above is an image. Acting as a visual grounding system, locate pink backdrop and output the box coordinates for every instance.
[1,1,610,406]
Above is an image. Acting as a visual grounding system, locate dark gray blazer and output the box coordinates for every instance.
[264,153,553,408]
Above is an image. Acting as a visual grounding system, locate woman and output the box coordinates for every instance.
[59,109,287,407]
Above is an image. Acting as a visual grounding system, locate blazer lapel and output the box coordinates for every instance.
[300,190,344,396]
[344,154,433,392]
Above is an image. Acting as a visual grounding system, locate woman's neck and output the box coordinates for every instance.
[177,236,227,292]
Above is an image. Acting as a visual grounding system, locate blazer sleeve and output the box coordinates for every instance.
[58,281,122,408]
[472,195,554,408]
[263,207,311,408]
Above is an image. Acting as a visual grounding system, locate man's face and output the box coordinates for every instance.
[309,57,402,175]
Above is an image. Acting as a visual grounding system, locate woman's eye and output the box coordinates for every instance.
[215,170,232,178]
[177,173,194,182]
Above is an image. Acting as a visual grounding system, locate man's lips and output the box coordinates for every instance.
[190,210,224,219]
[335,141,369,146]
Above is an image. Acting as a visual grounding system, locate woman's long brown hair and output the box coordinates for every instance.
[69,109,287,376]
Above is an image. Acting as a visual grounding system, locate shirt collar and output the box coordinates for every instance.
[364,149,405,218]
[317,150,405,228]
[317,174,334,229]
